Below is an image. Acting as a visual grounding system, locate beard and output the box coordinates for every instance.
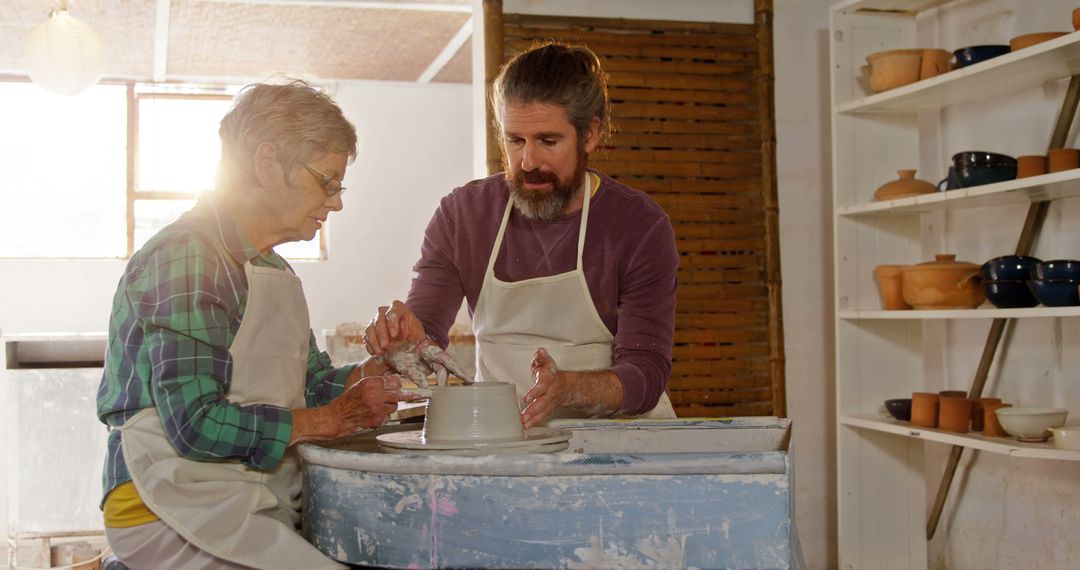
[505,144,588,221]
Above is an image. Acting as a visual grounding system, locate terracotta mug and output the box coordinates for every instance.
[983,403,1013,437]
[1074,7,1080,31]
[971,397,1002,431]
[1048,148,1080,172]
[939,397,973,433]
[911,392,940,428]
[1016,155,1048,178]
[874,265,912,310]
[920,49,951,79]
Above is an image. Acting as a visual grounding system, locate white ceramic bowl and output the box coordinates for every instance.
[422,382,525,444]
[1051,426,1080,450]
[995,407,1069,442]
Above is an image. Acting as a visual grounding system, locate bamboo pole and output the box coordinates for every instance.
[925,74,1080,541]
[483,0,504,176]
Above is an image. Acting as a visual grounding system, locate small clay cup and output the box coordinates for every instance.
[422,382,525,444]
[971,397,1002,432]
[874,265,912,310]
[911,392,940,428]
[920,49,952,79]
[939,396,973,433]
[983,402,1013,438]
[1048,148,1080,173]
[1016,155,1048,178]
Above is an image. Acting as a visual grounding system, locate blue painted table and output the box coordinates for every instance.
[300,417,800,569]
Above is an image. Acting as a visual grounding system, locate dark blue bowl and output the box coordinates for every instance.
[1032,259,1080,281]
[885,398,913,422]
[1029,279,1080,306]
[984,280,1039,308]
[953,151,1016,167]
[956,163,1017,187]
[954,45,1011,68]
[981,255,1041,281]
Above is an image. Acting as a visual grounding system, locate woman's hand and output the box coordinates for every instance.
[363,300,427,356]
[289,375,416,445]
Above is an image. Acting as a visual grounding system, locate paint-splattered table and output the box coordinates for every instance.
[300,417,801,569]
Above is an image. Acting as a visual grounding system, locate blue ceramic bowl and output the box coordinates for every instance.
[1028,279,1080,306]
[951,151,1017,188]
[984,280,1039,308]
[885,398,913,422]
[1032,259,1080,281]
[982,255,1041,281]
[954,45,1011,68]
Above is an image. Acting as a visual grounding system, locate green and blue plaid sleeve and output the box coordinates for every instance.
[304,331,355,407]
[129,240,292,470]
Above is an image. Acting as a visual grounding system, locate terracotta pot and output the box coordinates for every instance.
[971,397,1002,431]
[911,392,940,428]
[1048,148,1080,172]
[865,49,923,93]
[920,49,952,79]
[900,254,986,309]
[939,390,967,398]
[874,169,937,201]
[939,397,973,433]
[1016,155,1048,178]
[983,403,1013,438]
[874,265,912,310]
[1075,8,1080,32]
[1009,32,1069,51]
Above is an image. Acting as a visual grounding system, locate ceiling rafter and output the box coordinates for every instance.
[192,0,471,13]
[153,0,172,82]
[417,16,471,83]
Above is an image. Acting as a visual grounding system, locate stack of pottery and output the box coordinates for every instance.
[981,255,1040,308]
[1030,259,1080,306]
[863,48,951,93]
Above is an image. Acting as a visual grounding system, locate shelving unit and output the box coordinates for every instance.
[831,1,1080,568]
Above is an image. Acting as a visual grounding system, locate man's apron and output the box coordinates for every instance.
[473,174,676,419]
[119,262,345,570]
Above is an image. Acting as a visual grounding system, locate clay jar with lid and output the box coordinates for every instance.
[874,170,937,201]
[901,254,986,309]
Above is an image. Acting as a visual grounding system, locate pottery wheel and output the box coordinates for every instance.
[376,426,570,455]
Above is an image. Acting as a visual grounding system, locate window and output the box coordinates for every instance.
[0,81,322,259]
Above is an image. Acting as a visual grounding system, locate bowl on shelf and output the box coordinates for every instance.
[1032,259,1080,281]
[1028,279,1080,306]
[900,254,985,309]
[981,255,1041,281]
[994,407,1069,442]
[951,151,1017,188]
[1008,32,1069,51]
[884,398,913,422]
[953,45,1011,68]
[864,49,923,93]
[1050,426,1080,450]
[984,280,1040,308]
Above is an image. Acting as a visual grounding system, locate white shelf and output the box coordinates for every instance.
[841,415,1080,460]
[831,0,951,14]
[836,32,1080,115]
[837,169,1080,217]
[839,307,1080,319]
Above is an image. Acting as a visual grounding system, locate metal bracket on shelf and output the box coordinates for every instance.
[926,74,1080,540]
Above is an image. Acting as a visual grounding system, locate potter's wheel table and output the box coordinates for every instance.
[299,417,801,569]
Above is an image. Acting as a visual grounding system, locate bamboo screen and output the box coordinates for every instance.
[498,6,785,417]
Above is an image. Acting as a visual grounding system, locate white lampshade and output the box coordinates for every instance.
[24,8,105,96]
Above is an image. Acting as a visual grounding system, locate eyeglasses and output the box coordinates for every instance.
[304,164,347,197]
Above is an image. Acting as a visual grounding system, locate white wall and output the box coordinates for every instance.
[0,81,473,337]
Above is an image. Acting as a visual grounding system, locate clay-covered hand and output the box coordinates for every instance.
[417,339,474,385]
[384,338,474,387]
[288,375,416,445]
[520,347,567,430]
[362,300,427,356]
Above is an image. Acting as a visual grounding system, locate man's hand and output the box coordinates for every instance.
[521,348,569,430]
[521,348,625,430]
[289,375,417,445]
[362,300,427,356]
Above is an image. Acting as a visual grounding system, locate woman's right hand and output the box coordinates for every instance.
[289,375,416,445]
[363,300,427,356]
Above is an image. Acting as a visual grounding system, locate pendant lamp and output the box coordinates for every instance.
[24,1,105,96]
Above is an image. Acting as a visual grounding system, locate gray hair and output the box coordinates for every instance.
[491,41,611,146]
[217,79,357,191]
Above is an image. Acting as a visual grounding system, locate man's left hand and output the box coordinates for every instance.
[521,347,566,430]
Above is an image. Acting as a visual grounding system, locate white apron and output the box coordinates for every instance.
[473,174,676,419]
[119,262,345,570]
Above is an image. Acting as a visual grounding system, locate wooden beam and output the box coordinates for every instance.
[153,0,171,82]
[193,0,472,12]
[417,17,473,83]
[483,0,503,176]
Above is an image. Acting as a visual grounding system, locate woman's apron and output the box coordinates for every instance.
[473,174,676,420]
[119,262,345,570]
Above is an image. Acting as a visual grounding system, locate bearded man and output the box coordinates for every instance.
[364,42,679,427]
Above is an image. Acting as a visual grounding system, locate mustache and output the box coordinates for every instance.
[518,170,557,185]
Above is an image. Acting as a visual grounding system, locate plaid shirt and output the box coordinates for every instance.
[96,193,353,504]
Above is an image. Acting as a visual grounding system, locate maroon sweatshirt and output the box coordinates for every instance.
[406,170,679,414]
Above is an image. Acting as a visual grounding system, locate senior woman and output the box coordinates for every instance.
[95,80,408,570]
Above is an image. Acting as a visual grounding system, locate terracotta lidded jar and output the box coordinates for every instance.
[874,265,912,310]
[939,396,973,433]
[901,254,985,309]
[874,170,937,201]
[911,392,940,428]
